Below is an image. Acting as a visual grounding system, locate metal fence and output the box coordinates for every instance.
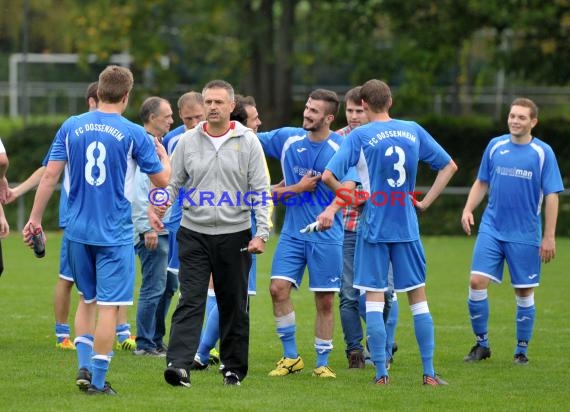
[1,81,570,119]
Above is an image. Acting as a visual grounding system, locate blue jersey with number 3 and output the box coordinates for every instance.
[49,111,163,245]
[326,119,451,243]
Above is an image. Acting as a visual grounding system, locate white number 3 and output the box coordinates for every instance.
[385,145,406,187]
[84,141,107,186]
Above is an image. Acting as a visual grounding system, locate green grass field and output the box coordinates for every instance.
[1,233,569,411]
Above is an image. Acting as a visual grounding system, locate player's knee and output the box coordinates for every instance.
[469,274,488,290]
[315,292,334,313]
[269,282,288,302]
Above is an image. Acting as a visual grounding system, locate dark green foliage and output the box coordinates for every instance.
[3,116,568,234]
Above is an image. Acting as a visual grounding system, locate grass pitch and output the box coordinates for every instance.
[0,233,568,411]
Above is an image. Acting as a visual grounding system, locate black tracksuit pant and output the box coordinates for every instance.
[167,227,251,381]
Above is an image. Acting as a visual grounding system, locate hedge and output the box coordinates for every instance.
[2,116,568,235]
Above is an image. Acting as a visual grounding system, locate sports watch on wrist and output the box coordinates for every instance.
[255,234,268,243]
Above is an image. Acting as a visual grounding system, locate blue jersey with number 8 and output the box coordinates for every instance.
[49,111,163,245]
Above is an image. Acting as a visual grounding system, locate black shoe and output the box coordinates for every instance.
[76,368,92,392]
[348,350,365,369]
[164,366,191,387]
[86,382,117,395]
[392,342,398,356]
[464,344,491,362]
[513,353,529,365]
[133,348,166,358]
[189,357,209,371]
[223,371,241,386]
[156,343,168,355]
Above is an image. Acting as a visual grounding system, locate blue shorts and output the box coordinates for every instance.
[59,232,73,282]
[271,233,341,292]
[354,234,426,292]
[248,254,257,295]
[167,229,180,273]
[471,232,541,288]
[67,239,135,305]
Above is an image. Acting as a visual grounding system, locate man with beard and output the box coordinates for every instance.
[257,89,358,379]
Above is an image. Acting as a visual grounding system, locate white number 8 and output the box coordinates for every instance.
[84,141,107,186]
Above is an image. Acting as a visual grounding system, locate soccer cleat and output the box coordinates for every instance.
[133,348,166,357]
[164,366,191,387]
[209,348,220,365]
[464,344,491,362]
[223,371,241,386]
[373,375,390,385]
[189,356,209,371]
[513,353,529,365]
[423,374,449,386]
[116,335,136,351]
[85,382,117,395]
[56,337,76,350]
[268,356,304,377]
[348,350,365,369]
[76,368,92,392]
[312,365,336,378]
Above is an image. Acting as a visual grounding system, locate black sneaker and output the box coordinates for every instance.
[189,357,209,371]
[223,371,241,386]
[156,343,168,355]
[164,366,191,387]
[464,344,491,362]
[392,342,398,356]
[348,350,365,369]
[133,348,166,358]
[86,382,117,395]
[76,368,91,392]
[513,353,529,365]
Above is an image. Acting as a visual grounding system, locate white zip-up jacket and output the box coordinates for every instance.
[166,120,271,239]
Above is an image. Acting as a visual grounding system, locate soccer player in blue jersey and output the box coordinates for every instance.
[258,89,358,379]
[22,65,171,395]
[461,98,564,365]
[323,79,457,385]
[334,86,399,369]
[8,82,136,352]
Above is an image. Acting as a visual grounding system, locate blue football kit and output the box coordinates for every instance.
[49,110,163,303]
[326,118,452,380]
[471,135,564,286]
[326,119,451,291]
[258,127,358,291]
